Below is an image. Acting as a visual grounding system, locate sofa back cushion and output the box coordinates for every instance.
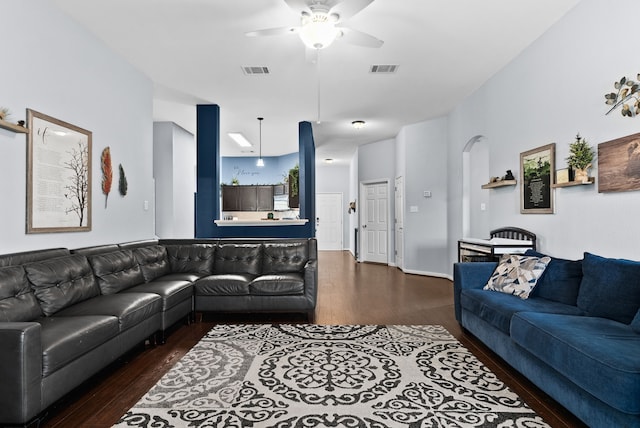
[0,266,43,322]
[263,242,309,274]
[524,249,583,306]
[88,250,145,295]
[577,252,640,324]
[132,246,170,282]
[165,244,215,274]
[214,243,262,275]
[0,248,70,267]
[25,255,99,316]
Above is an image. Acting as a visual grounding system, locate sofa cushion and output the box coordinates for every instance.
[0,266,43,322]
[484,254,550,299]
[124,280,192,311]
[165,244,215,274]
[262,242,308,274]
[214,244,262,275]
[461,289,584,334]
[194,274,253,296]
[511,312,640,415]
[133,246,170,282]
[524,249,582,306]
[88,250,145,295]
[250,274,305,295]
[25,255,100,316]
[577,252,640,324]
[54,293,161,332]
[39,315,119,377]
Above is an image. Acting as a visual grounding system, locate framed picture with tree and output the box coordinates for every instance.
[520,143,555,214]
[27,109,92,233]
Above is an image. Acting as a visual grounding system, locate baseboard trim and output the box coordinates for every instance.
[401,268,453,281]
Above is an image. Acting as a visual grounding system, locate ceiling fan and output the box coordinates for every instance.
[246,0,384,50]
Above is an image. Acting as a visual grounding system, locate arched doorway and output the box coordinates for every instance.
[462,135,490,238]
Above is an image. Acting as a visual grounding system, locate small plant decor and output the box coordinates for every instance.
[288,164,299,197]
[0,107,11,121]
[605,74,640,117]
[567,134,595,182]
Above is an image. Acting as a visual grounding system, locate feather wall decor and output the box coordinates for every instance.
[118,163,128,196]
[101,147,112,208]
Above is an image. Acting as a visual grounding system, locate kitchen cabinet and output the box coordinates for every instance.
[222,185,274,211]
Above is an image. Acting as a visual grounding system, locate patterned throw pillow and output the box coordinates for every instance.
[484,254,551,299]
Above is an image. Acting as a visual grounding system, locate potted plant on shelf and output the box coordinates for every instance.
[288,164,299,208]
[567,134,595,183]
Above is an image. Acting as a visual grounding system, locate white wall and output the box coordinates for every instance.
[447,0,640,266]
[153,122,195,238]
[397,118,449,275]
[316,164,350,249]
[0,1,154,253]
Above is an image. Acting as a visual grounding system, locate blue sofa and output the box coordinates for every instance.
[454,251,640,428]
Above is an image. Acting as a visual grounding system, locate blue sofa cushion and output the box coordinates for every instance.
[484,254,550,299]
[524,250,582,306]
[460,289,583,334]
[577,252,640,324]
[511,312,640,415]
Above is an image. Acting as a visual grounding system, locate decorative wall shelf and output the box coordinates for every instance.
[551,177,595,188]
[481,180,517,189]
[0,119,28,134]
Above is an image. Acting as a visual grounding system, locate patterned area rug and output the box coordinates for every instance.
[115,324,549,427]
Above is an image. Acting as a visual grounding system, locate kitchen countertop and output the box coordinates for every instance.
[214,219,309,227]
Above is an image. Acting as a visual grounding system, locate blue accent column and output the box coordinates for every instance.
[299,121,316,237]
[195,104,220,238]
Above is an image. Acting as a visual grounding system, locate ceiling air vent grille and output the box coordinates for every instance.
[242,66,270,75]
[369,64,398,74]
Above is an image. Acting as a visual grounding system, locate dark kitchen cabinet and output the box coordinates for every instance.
[222,185,274,211]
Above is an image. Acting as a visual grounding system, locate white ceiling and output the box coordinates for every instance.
[53,0,580,164]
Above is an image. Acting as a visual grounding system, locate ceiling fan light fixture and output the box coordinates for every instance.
[351,120,366,129]
[299,11,340,50]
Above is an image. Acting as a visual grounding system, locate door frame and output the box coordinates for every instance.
[358,179,391,264]
[394,175,404,270]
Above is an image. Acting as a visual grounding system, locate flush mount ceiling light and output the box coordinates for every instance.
[324,158,335,164]
[256,117,265,167]
[228,132,252,148]
[351,120,366,129]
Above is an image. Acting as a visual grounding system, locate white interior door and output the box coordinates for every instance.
[316,193,343,250]
[361,181,388,264]
[394,176,404,269]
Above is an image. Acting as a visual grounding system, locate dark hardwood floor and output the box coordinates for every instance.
[38,251,586,428]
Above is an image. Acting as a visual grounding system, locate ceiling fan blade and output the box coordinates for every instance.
[338,27,383,48]
[329,0,374,22]
[245,26,300,37]
[283,0,312,14]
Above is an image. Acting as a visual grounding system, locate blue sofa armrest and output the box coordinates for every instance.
[0,322,42,425]
[453,262,497,322]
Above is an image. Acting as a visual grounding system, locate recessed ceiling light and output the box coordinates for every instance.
[351,120,365,129]
[228,132,252,147]
[324,158,334,164]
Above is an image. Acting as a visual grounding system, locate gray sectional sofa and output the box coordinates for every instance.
[0,238,317,427]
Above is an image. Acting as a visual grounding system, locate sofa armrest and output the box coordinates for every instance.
[453,262,497,322]
[0,322,42,425]
[303,259,318,307]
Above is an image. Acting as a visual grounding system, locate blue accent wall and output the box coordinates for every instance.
[194,104,315,238]
[220,152,298,185]
[195,104,219,238]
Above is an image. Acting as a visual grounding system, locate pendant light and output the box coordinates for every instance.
[256,117,264,167]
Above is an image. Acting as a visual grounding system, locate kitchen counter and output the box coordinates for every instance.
[214,219,309,227]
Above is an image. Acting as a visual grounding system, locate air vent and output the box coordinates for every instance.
[369,64,399,74]
[242,66,270,75]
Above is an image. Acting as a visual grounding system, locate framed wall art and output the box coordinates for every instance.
[27,109,92,233]
[520,143,555,214]
[598,132,640,193]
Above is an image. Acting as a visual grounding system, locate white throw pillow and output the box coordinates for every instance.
[484,254,551,299]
